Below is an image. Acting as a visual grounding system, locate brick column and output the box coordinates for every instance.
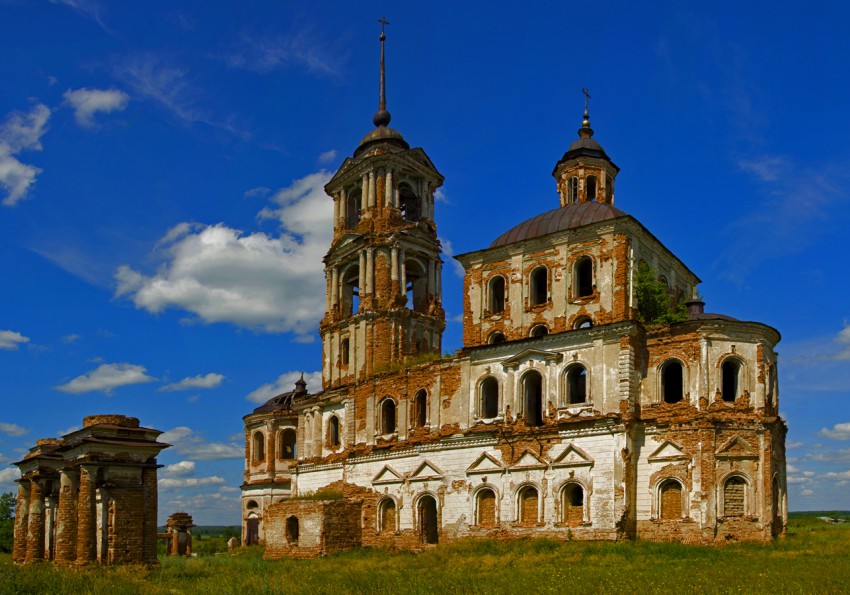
[75,464,98,564]
[12,481,31,563]
[25,478,46,563]
[55,468,79,564]
[142,466,159,565]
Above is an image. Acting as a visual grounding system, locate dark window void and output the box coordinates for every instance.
[328,416,340,447]
[480,377,499,418]
[722,360,740,402]
[399,182,421,222]
[530,266,548,306]
[724,477,746,517]
[380,499,396,532]
[246,500,259,510]
[574,317,593,330]
[662,361,684,404]
[586,175,597,201]
[488,332,506,344]
[660,481,682,520]
[523,371,543,426]
[419,496,439,544]
[285,516,299,544]
[530,325,548,338]
[340,338,350,366]
[477,489,497,528]
[252,431,265,463]
[488,276,506,314]
[519,487,539,523]
[404,260,429,313]
[413,390,427,428]
[566,366,587,404]
[245,518,259,545]
[341,266,360,317]
[568,176,578,203]
[381,399,396,434]
[576,257,593,297]
[562,484,584,526]
[346,189,362,229]
[279,429,296,460]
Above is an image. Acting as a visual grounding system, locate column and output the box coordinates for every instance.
[75,464,97,564]
[25,478,45,563]
[12,481,30,563]
[358,252,366,298]
[367,171,376,209]
[400,250,407,296]
[331,268,339,309]
[365,249,374,295]
[266,421,276,479]
[385,169,393,206]
[333,192,340,229]
[360,174,368,212]
[339,188,347,227]
[391,246,399,290]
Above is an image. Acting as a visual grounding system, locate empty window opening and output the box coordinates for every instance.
[341,266,360,317]
[340,338,350,366]
[246,500,259,510]
[562,484,584,526]
[379,499,396,532]
[476,489,497,528]
[488,276,506,314]
[522,371,543,426]
[380,399,396,434]
[529,266,548,306]
[660,480,683,520]
[586,175,597,201]
[530,324,549,338]
[418,496,439,544]
[404,260,429,313]
[285,516,299,545]
[399,182,421,222]
[566,365,587,405]
[346,189,362,229]
[605,174,613,203]
[488,331,506,345]
[662,361,684,404]
[413,389,427,428]
[575,257,593,297]
[518,486,539,523]
[480,377,499,418]
[724,477,746,517]
[722,360,740,402]
[279,429,296,460]
[328,416,340,448]
[567,176,579,204]
[252,431,265,463]
[574,317,593,330]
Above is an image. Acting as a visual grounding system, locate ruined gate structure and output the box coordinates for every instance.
[12,414,169,566]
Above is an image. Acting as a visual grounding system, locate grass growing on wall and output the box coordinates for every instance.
[1,516,848,594]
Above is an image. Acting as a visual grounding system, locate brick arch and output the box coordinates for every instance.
[471,484,500,528]
[514,482,542,524]
[377,496,398,533]
[656,356,690,404]
[655,478,686,520]
[716,353,749,402]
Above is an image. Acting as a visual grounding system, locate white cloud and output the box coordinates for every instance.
[0,103,49,206]
[0,422,29,437]
[247,370,322,404]
[834,322,850,361]
[0,330,30,351]
[162,460,195,477]
[61,334,81,344]
[115,170,333,338]
[822,469,850,481]
[159,426,243,460]
[787,476,809,484]
[63,88,129,127]
[434,188,449,204]
[439,238,466,278]
[786,440,804,449]
[818,422,850,441]
[801,489,814,496]
[318,149,337,164]
[55,362,155,395]
[57,425,80,436]
[159,372,224,392]
[0,467,21,486]
[158,476,225,490]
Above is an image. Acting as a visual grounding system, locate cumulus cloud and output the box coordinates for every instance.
[818,422,850,441]
[0,103,50,206]
[159,426,243,460]
[0,422,29,437]
[61,334,81,344]
[0,330,30,350]
[822,469,850,481]
[55,362,155,395]
[159,372,224,392]
[318,149,337,164]
[162,460,196,477]
[247,370,322,404]
[0,467,21,486]
[159,476,226,490]
[833,323,850,361]
[115,171,333,338]
[63,88,129,127]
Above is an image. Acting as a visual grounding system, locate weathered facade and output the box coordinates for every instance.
[241,32,787,555]
[12,415,169,566]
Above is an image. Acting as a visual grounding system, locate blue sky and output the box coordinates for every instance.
[1,1,849,524]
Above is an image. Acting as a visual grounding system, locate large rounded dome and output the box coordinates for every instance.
[490,201,628,248]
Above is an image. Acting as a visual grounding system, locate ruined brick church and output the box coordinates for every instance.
[241,28,787,556]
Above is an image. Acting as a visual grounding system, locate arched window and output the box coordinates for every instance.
[724,476,746,517]
[328,416,340,448]
[418,495,439,544]
[529,266,548,306]
[662,360,684,404]
[399,182,421,222]
[574,316,593,330]
[476,488,497,528]
[659,480,683,520]
[722,359,741,402]
[561,483,584,526]
[567,176,579,203]
[246,500,259,510]
[530,324,548,338]
[586,175,597,201]
[518,486,539,523]
[285,516,299,544]
[605,174,613,203]
[488,331,506,344]
[252,431,265,463]
[565,365,587,405]
[346,189,362,229]
[413,389,427,428]
[340,338,350,366]
[575,256,593,298]
[488,276,506,314]
[404,260,428,313]
[522,371,543,426]
[341,265,360,317]
[380,399,396,434]
[279,429,296,460]
[379,498,396,532]
[479,377,499,419]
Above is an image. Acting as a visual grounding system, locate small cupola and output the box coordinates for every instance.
[553,90,620,207]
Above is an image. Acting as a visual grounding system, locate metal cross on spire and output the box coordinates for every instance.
[581,88,591,128]
[373,16,392,127]
[378,16,389,39]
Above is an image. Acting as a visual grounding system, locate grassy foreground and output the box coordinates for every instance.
[1,516,848,594]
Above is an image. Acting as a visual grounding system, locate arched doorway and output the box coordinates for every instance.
[418,495,439,544]
[245,515,259,545]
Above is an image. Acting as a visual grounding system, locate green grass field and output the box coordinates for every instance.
[1,516,848,594]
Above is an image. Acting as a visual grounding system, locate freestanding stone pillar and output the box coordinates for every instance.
[25,479,45,563]
[75,464,98,564]
[13,481,31,563]
[55,467,79,564]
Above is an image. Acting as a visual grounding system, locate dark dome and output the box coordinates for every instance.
[252,377,309,414]
[490,201,628,248]
[354,126,409,157]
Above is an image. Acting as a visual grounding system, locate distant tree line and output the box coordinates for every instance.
[0,492,14,554]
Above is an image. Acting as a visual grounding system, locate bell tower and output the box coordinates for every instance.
[320,19,445,389]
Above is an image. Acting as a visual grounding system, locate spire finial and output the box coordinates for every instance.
[373,17,391,128]
[579,88,594,138]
